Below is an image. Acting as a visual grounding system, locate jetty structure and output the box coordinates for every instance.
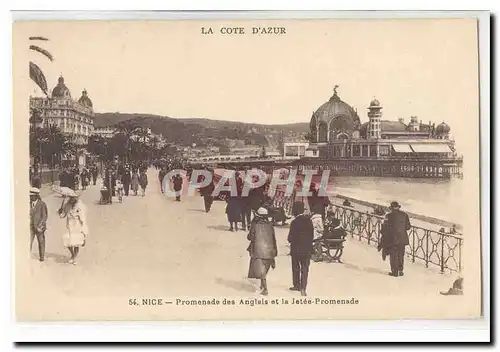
[194,86,463,179]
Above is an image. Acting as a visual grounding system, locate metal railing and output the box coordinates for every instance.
[272,192,463,273]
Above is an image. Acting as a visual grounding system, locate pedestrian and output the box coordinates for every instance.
[122,167,131,196]
[91,164,98,185]
[73,167,81,190]
[384,201,411,277]
[110,170,117,197]
[307,183,331,223]
[158,167,167,193]
[59,168,68,188]
[172,174,183,201]
[139,170,148,197]
[29,187,48,262]
[131,169,139,196]
[240,182,252,231]
[225,194,241,231]
[58,190,88,265]
[248,176,266,213]
[31,168,42,189]
[80,168,89,190]
[247,207,277,296]
[310,210,324,260]
[287,201,314,296]
[199,175,215,212]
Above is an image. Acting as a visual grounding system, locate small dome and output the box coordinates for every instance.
[78,89,93,108]
[436,122,451,134]
[369,98,381,107]
[51,75,71,99]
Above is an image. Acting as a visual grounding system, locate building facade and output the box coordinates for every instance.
[30,75,94,145]
[308,87,455,159]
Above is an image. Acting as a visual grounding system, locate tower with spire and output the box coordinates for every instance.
[367,98,382,140]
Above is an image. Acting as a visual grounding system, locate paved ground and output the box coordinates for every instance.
[20,168,458,320]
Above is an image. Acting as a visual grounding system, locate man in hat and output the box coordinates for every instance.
[287,201,314,296]
[30,187,48,262]
[385,201,411,277]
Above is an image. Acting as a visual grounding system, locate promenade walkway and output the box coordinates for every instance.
[19,168,459,320]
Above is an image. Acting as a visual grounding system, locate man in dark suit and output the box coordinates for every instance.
[287,201,314,296]
[30,187,48,262]
[307,183,331,222]
[122,167,132,196]
[172,174,183,201]
[386,201,411,277]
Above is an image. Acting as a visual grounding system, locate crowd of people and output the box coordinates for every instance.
[58,165,99,191]
[29,157,415,295]
[100,161,149,204]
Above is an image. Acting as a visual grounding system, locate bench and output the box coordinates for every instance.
[313,236,347,263]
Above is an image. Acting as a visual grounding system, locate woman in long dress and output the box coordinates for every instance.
[58,191,88,265]
[225,195,241,231]
[247,207,277,296]
[131,169,139,196]
[139,170,148,197]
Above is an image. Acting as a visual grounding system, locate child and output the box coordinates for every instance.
[115,180,124,202]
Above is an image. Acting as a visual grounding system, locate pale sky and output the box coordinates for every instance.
[17,19,479,150]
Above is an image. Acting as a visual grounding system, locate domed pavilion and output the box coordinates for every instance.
[309,86,361,143]
[304,86,454,159]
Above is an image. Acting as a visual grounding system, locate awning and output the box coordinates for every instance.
[392,144,413,153]
[410,144,452,153]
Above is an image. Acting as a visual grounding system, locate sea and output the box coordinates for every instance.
[326,176,464,225]
[214,168,464,225]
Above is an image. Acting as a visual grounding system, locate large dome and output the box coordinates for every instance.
[51,76,71,99]
[310,92,360,127]
[309,89,361,142]
[78,89,93,108]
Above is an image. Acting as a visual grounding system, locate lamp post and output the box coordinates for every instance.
[104,140,108,161]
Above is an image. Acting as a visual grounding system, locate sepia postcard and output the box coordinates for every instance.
[13,14,484,322]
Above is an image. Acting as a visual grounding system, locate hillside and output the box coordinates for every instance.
[94,112,309,148]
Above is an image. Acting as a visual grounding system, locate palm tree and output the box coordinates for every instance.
[113,123,141,162]
[149,136,160,160]
[29,36,54,96]
[135,127,151,144]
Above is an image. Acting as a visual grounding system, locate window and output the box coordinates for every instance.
[379,145,390,156]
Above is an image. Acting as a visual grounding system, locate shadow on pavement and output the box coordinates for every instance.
[207,225,232,231]
[343,262,387,276]
[187,208,206,213]
[362,266,387,275]
[44,252,69,264]
[214,277,256,293]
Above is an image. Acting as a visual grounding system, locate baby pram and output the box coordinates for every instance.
[100,186,112,204]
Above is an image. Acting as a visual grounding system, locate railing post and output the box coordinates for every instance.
[412,228,416,263]
[459,238,463,273]
[367,214,371,245]
[425,231,429,268]
[440,233,445,274]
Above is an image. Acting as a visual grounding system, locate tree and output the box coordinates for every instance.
[113,122,141,162]
[29,124,73,167]
[135,127,151,144]
[304,131,314,142]
[29,36,53,96]
[87,135,107,159]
